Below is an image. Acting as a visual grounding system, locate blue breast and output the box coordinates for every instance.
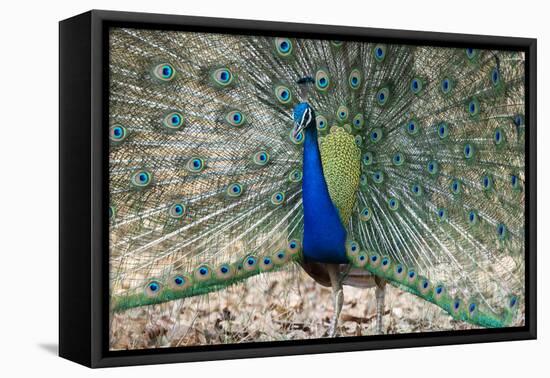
[301,125,348,264]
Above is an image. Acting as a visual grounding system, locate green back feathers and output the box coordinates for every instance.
[320,126,361,224]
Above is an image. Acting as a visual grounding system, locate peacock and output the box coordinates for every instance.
[108,27,525,343]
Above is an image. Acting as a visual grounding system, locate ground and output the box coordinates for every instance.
[109,267,500,350]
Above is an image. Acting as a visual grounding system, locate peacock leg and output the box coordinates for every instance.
[374,276,386,334]
[327,264,344,337]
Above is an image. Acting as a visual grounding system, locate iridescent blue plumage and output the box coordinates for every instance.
[294,103,348,264]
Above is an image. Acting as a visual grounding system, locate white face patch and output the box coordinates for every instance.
[294,105,312,137]
[298,106,312,127]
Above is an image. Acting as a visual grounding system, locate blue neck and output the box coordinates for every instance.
[301,126,348,264]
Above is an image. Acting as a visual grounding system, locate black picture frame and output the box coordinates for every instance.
[59,9,537,368]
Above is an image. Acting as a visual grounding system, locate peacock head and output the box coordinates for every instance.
[292,102,315,139]
[292,76,316,139]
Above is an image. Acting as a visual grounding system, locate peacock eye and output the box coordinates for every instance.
[211,67,234,87]
[388,197,399,211]
[173,276,185,286]
[243,256,258,271]
[372,171,384,184]
[437,122,449,139]
[252,150,270,166]
[465,48,477,60]
[226,182,244,197]
[463,143,475,159]
[511,174,520,189]
[336,105,349,121]
[467,210,478,225]
[453,299,461,312]
[169,203,186,219]
[274,37,293,56]
[407,269,416,282]
[260,256,274,271]
[406,119,419,135]
[482,175,493,190]
[376,87,389,105]
[194,265,212,281]
[131,170,152,188]
[427,160,439,175]
[467,98,480,116]
[514,114,524,127]
[346,241,360,257]
[144,281,162,297]
[286,239,301,256]
[411,183,423,196]
[109,124,127,142]
[360,174,368,187]
[497,223,507,240]
[352,114,364,130]
[410,77,423,94]
[153,63,175,81]
[331,40,343,47]
[348,69,362,89]
[274,250,288,265]
[186,157,205,173]
[315,69,330,91]
[509,296,518,308]
[451,179,461,194]
[316,115,328,131]
[494,128,505,145]
[270,191,285,206]
[168,273,192,290]
[394,264,405,278]
[360,207,372,221]
[288,168,303,183]
[373,45,386,61]
[163,111,184,130]
[392,152,404,166]
[441,77,453,94]
[225,110,246,127]
[275,85,292,104]
[215,264,234,279]
[437,208,447,221]
[370,128,383,143]
[289,128,304,145]
[418,278,431,294]
[370,253,380,265]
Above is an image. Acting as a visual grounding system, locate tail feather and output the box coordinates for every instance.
[112,238,304,312]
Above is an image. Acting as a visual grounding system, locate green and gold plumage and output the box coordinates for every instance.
[320,127,362,223]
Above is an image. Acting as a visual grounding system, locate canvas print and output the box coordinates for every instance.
[108,27,526,350]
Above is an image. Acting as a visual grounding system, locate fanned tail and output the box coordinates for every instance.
[109,27,525,330]
[109,30,309,311]
[348,47,525,328]
[112,239,304,312]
